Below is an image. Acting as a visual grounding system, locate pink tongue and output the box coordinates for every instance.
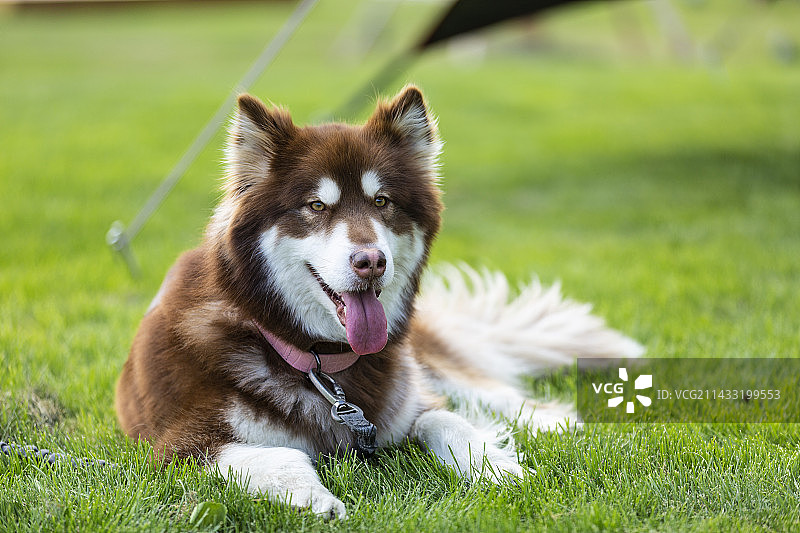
[341,288,387,355]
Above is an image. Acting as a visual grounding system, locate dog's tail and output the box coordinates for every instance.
[411,264,644,430]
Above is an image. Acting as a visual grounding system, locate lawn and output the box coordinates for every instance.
[1,0,800,530]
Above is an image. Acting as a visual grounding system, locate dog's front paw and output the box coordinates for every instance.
[285,487,346,520]
[483,456,532,483]
[216,445,347,520]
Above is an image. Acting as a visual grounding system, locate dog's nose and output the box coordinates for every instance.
[350,248,387,280]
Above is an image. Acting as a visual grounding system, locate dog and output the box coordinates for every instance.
[115,86,642,519]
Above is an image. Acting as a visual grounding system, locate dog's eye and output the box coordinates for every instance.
[309,201,326,212]
[374,196,388,208]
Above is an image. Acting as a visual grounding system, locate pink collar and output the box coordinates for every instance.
[253,321,360,374]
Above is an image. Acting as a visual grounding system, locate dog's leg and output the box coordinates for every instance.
[215,444,346,519]
[410,409,525,481]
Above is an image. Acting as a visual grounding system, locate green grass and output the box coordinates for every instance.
[2,0,800,530]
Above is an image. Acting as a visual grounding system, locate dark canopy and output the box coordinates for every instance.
[418,0,618,50]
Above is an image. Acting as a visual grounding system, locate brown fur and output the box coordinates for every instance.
[115,88,642,520]
[116,86,445,462]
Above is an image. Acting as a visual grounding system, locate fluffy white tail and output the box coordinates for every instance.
[413,264,644,430]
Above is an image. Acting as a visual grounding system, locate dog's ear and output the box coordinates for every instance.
[367,85,442,165]
[224,94,295,196]
[235,93,295,146]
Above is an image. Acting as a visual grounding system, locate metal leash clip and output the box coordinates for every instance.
[307,350,377,457]
[330,400,365,424]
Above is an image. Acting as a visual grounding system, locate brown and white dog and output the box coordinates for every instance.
[116,86,642,519]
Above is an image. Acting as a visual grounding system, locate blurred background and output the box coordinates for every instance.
[1,0,799,424]
[2,4,800,529]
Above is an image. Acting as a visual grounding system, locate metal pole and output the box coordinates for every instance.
[107,0,320,276]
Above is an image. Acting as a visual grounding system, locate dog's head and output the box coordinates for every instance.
[209,86,443,354]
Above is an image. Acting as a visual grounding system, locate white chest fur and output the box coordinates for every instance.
[224,352,429,456]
